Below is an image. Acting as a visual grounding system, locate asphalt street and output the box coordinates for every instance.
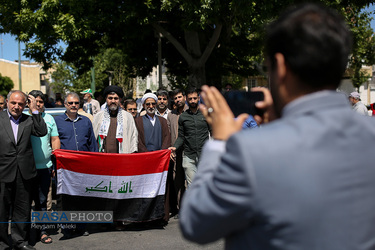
[32,217,224,250]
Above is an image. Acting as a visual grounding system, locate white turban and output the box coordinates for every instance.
[141,93,158,104]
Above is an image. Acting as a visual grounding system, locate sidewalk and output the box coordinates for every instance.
[32,217,224,250]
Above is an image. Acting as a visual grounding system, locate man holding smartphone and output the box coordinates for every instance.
[180,3,375,249]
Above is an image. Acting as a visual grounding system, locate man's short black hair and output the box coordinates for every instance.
[186,88,199,96]
[124,99,136,109]
[156,89,169,98]
[29,90,46,103]
[173,89,185,97]
[266,3,352,90]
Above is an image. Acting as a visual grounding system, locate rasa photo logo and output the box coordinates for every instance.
[31,211,113,223]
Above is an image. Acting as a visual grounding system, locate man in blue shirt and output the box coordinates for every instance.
[54,92,98,239]
[54,92,98,152]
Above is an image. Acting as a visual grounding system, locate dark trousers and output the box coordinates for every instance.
[174,150,186,210]
[0,169,33,249]
[32,168,51,235]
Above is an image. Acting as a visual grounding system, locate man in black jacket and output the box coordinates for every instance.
[169,89,210,187]
[0,90,47,250]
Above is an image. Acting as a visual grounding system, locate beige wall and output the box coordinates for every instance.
[0,59,40,94]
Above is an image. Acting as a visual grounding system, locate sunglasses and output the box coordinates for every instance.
[67,102,79,105]
[127,108,137,111]
[158,98,167,101]
[145,102,156,106]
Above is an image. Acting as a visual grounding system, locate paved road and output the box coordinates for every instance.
[32,217,224,250]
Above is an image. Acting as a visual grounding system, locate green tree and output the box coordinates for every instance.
[1,0,374,89]
[0,73,14,96]
[51,48,134,95]
[345,6,375,89]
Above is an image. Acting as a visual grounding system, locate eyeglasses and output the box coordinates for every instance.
[127,108,137,111]
[67,102,79,105]
[145,102,156,106]
[158,98,167,101]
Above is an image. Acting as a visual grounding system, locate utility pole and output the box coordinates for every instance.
[90,57,96,94]
[0,34,3,59]
[18,40,22,91]
[158,33,162,89]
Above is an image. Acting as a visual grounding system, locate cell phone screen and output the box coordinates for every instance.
[224,91,264,117]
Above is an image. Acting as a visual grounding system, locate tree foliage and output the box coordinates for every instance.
[345,6,375,89]
[51,48,134,96]
[1,0,374,90]
[0,73,14,96]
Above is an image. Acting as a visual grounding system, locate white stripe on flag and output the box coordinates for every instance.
[57,168,167,200]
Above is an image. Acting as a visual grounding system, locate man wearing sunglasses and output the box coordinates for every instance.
[134,93,171,223]
[124,99,138,119]
[135,93,171,153]
[55,93,98,152]
[54,92,98,239]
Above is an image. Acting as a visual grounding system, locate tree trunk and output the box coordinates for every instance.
[188,63,206,89]
[152,23,222,90]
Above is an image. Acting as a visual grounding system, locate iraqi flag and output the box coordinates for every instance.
[53,149,170,222]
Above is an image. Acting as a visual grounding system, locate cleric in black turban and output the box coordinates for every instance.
[103,85,124,99]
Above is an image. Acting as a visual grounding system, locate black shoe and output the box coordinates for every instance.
[75,229,89,236]
[60,231,73,240]
[17,245,36,250]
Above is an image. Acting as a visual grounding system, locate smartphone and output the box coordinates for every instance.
[224,90,264,117]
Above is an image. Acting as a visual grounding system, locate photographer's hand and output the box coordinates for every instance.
[200,85,248,141]
[252,87,276,124]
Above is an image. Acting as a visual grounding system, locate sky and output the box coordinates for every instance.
[0,4,374,63]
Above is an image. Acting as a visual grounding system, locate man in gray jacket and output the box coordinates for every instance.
[180,3,375,249]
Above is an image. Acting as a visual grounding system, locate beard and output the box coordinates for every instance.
[157,103,166,110]
[176,101,184,108]
[146,107,155,114]
[109,104,118,111]
[188,102,197,109]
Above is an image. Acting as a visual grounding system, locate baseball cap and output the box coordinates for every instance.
[349,92,360,100]
[80,89,93,96]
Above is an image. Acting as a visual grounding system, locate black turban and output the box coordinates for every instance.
[103,85,124,99]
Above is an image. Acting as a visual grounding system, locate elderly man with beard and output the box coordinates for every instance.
[134,93,171,223]
[93,85,138,153]
[169,89,211,187]
[135,93,171,153]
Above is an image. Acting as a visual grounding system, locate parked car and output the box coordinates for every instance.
[23,107,66,117]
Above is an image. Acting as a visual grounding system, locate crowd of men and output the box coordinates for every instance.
[0,83,214,249]
[1,3,375,249]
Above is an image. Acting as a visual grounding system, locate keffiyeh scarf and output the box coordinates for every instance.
[98,107,124,153]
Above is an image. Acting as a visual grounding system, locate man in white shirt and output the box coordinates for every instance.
[348,91,369,115]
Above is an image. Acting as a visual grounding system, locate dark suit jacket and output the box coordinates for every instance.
[0,111,47,182]
[135,115,171,153]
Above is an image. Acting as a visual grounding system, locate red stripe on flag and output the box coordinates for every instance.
[53,149,171,176]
